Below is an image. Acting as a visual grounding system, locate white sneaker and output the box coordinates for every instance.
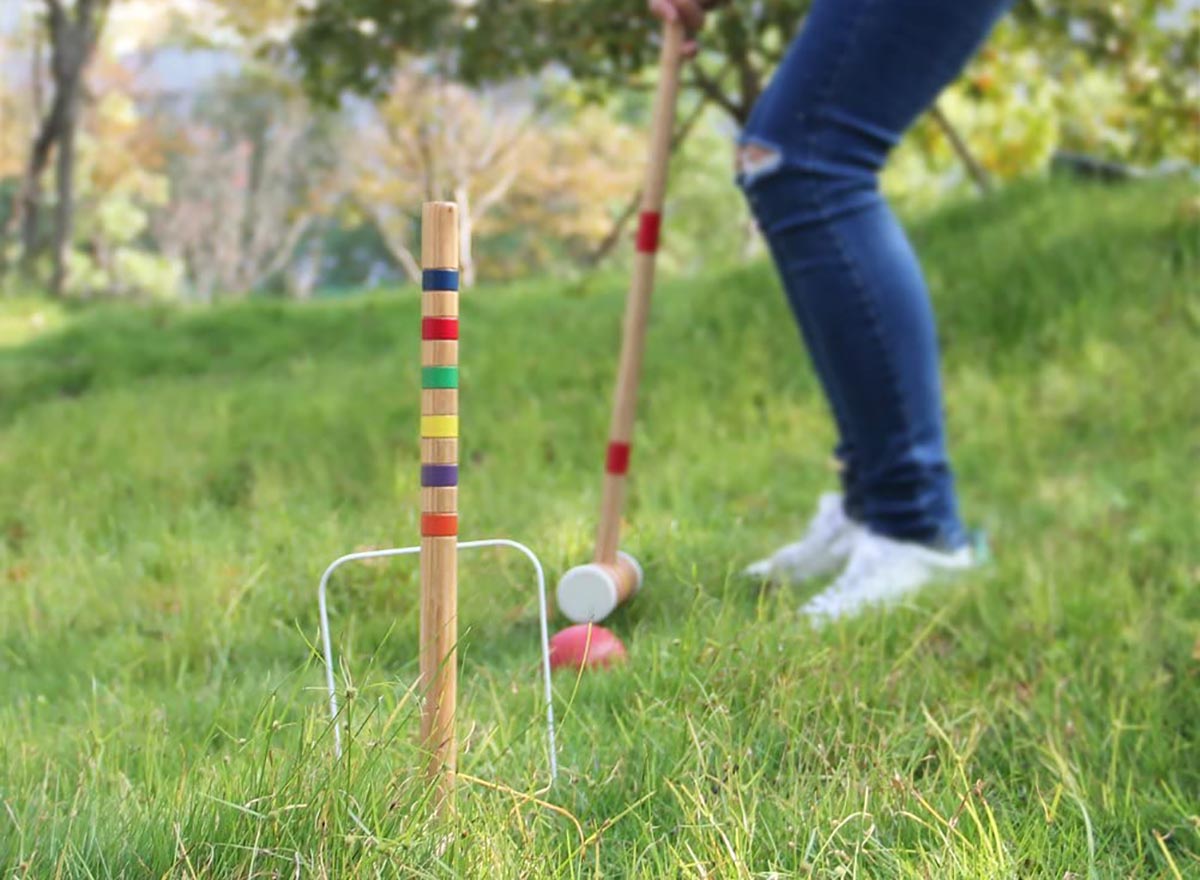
[801,529,979,623]
[744,493,861,584]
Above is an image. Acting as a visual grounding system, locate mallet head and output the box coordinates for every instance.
[556,551,643,623]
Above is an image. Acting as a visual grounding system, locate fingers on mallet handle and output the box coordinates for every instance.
[652,0,705,33]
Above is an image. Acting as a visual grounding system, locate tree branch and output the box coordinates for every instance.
[357,197,421,283]
[474,162,520,217]
[929,102,992,196]
[244,214,313,291]
[469,112,533,175]
[584,95,711,266]
[685,60,745,124]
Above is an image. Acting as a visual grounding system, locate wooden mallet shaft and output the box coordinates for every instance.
[594,21,686,580]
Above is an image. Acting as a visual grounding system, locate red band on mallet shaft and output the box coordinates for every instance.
[421,317,459,340]
[606,442,632,475]
[421,513,458,536]
[635,212,661,253]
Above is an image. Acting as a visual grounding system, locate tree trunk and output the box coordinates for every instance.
[50,83,78,297]
[21,0,107,295]
[17,111,60,280]
[3,31,43,277]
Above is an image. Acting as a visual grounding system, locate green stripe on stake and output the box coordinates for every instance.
[422,366,459,389]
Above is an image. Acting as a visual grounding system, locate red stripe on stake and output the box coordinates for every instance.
[421,513,458,536]
[421,317,459,340]
[606,442,632,475]
[635,212,661,253]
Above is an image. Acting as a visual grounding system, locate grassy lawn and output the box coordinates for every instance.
[0,180,1197,877]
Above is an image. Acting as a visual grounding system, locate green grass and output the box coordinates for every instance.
[1,180,1197,877]
[0,297,68,348]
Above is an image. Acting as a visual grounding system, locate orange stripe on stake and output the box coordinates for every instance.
[421,513,458,536]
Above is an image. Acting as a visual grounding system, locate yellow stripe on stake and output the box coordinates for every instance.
[421,415,459,438]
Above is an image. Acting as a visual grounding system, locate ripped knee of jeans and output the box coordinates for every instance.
[737,135,796,232]
[735,136,784,189]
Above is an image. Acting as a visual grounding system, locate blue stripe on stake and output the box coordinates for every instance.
[421,464,459,487]
[422,269,460,291]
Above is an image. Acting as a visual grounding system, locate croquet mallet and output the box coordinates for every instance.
[556,19,686,623]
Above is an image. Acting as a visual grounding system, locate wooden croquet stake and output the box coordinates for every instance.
[593,21,685,591]
[419,201,460,811]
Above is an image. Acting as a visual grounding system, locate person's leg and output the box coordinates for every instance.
[758,231,865,521]
[739,0,1014,548]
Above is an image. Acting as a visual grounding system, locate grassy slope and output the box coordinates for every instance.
[0,181,1197,877]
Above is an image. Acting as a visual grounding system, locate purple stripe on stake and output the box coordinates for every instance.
[421,464,459,487]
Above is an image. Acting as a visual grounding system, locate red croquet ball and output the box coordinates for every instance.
[548,623,627,672]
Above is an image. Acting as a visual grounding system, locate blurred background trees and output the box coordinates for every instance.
[151,68,341,300]
[0,0,1196,301]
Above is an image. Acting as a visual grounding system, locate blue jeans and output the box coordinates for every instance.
[738,0,1013,549]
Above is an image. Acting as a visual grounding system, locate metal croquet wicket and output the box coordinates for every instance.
[316,203,557,812]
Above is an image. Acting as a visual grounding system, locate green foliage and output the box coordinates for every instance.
[1013,0,1200,163]
[294,0,806,117]
[660,110,753,274]
[292,1,461,105]
[293,0,1199,169]
[154,63,346,299]
[56,80,182,299]
[0,180,1197,874]
[0,297,68,347]
[884,22,1064,206]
